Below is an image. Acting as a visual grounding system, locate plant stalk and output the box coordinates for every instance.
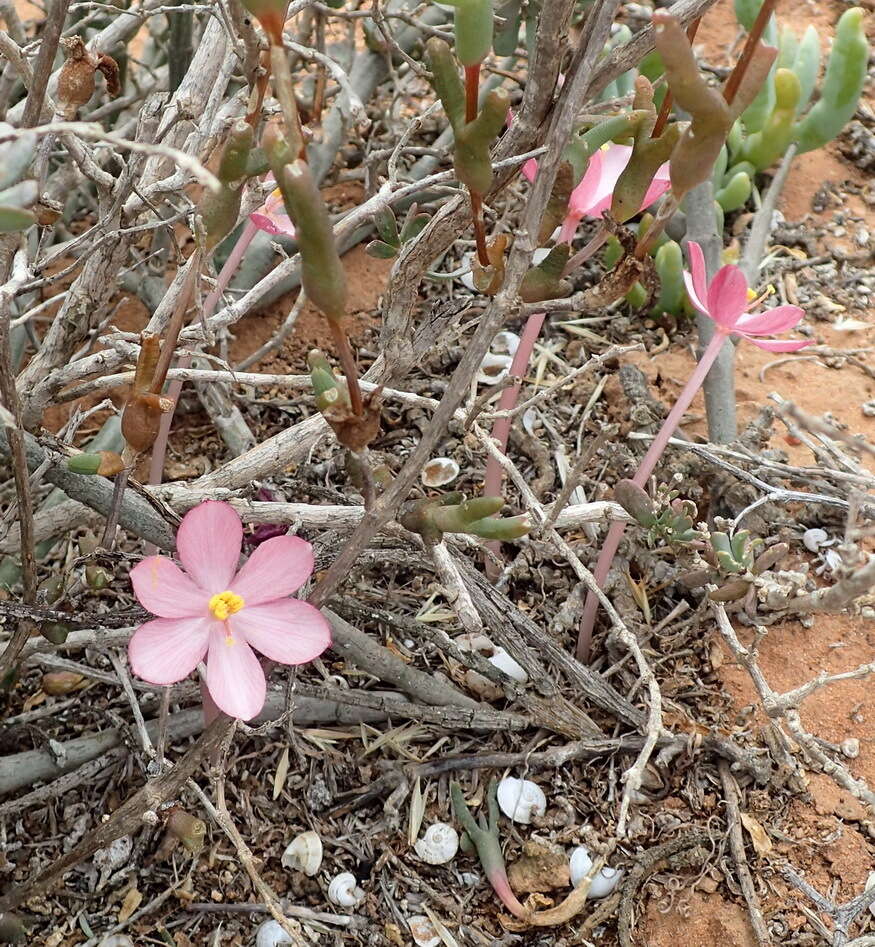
[464,63,490,266]
[576,330,727,659]
[147,225,257,488]
[328,319,363,417]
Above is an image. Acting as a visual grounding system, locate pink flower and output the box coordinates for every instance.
[128,501,330,720]
[523,143,670,243]
[250,180,296,238]
[684,242,811,352]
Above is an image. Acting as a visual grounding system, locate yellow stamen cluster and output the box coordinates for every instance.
[209,590,245,621]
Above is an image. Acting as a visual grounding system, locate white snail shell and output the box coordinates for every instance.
[421,457,460,488]
[476,352,513,386]
[281,830,323,876]
[569,845,593,885]
[496,777,547,824]
[255,920,295,947]
[569,845,623,898]
[414,822,459,865]
[802,527,829,552]
[487,647,529,683]
[492,330,521,356]
[327,871,365,908]
[408,914,441,947]
[590,865,623,898]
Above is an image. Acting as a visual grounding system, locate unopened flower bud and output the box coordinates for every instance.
[67,450,126,477]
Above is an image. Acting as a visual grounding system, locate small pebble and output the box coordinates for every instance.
[841,738,860,759]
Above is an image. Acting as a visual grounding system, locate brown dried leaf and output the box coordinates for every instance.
[508,840,571,893]
[272,746,290,800]
[740,812,773,856]
[118,885,142,923]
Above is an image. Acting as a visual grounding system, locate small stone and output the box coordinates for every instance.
[841,738,860,759]
[697,875,719,894]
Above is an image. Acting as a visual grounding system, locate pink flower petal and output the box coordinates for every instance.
[568,148,606,217]
[250,212,283,235]
[230,599,331,665]
[583,144,635,218]
[128,616,212,685]
[707,264,749,327]
[639,161,672,210]
[130,556,206,618]
[739,334,812,352]
[558,210,584,243]
[230,534,315,605]
[206,624,266,720]
[684,242,710,314]
[522,157,538,182]
[734,304,804,335]
[682,270,710,317]
[176,501,242,595]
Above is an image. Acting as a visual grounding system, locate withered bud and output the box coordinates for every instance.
[166,809,207,855]
[85,565,110,590]
[56,37,120,119]
[42,671,85,695]
[122,393,173,453]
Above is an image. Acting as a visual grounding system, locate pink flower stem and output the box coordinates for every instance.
[147,220,259,491]
[575,330,729,660]
[562,224,609,276]
[482,310,545,566]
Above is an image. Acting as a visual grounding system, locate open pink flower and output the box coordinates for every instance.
[250,179,296,238]
[523,144,671,242]
[128,501,330,720]
[684,242,811,352]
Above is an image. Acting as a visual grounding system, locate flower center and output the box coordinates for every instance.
[209,590,245,621]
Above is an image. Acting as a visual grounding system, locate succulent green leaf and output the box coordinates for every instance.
[625,281,648,309]
[715,170,752,212]
[492,0,521,56]
[365,240,398,259]
[612,123,679,223]
[245,147,270,177]
[712,144,729,186]
[0,180,37,211]
[519,243,571,303]
[739,68,800,169]
[217,120,254,183]
[277,160,347,321]
[465,514,530,540]
[792,25,821,116]
[793,8,867,154]
[453,87,510,196]
[200,184,243,250]
[777,24,798,70]
[427,37,467,132]
[400,211,430,243]
[0,206,36,233]
[374,206,399,245]
[0,124,37,191]
[650,240,684,316]
[448,0,494,66]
